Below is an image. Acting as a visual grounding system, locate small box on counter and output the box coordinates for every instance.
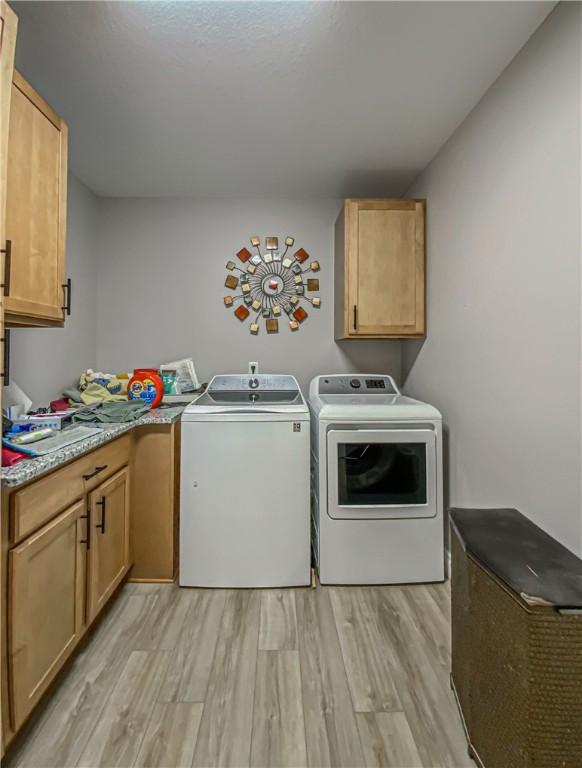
[11,412,74,431]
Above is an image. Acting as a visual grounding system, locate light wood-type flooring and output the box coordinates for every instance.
[6,581,473,768]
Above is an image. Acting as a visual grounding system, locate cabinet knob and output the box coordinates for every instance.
[353,304,358,331]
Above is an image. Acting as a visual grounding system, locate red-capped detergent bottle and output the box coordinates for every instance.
[127,368,163,409]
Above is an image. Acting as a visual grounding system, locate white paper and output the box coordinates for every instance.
[4,380,33,417]
[160,358,199,393]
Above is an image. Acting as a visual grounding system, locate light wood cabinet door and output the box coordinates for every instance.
[4,71,68,326]
[131,424,179,581]
[87,467,131,623]
[0,2,17,411]
[8,500,86,731]
[336,198,425,338]
[1,0,17,252]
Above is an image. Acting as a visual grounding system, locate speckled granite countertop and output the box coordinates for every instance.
[2,405,185,489]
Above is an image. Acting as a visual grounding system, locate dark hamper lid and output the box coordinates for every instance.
[450,507,582,609]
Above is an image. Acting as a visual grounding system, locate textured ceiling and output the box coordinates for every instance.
[12,1,555,198]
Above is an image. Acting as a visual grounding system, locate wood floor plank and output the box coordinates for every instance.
[373,587,472,768]
[7,582,472,768]
[250,651,306,767]
[425,582,451,622]
[160,589,228,704]
[7,591,158,768]
[77,650,170,768]
[405,586,451,674]
[259,590,298,650]
[133,586,193,651]
[192,591,260,768]
[133,702,203,768]
[357,712,423,768]
[296,587,365,768]
[330,587,402,713]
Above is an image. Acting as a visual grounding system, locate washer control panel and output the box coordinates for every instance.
[317,374,398,395]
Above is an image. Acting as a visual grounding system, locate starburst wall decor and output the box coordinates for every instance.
[223,236,321,334]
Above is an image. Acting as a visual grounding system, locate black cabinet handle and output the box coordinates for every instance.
[62,277,72,315]
[1,239,11,297]
[1,330,10,386]
[80,512,91,549]
[353,304,358,331]
[96,498,106,534]
[82,464,107,481]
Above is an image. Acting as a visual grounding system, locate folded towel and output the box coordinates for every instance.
[72,400,150,424]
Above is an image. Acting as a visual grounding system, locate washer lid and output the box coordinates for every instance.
[183,373,308,415]
[207,373,299,396]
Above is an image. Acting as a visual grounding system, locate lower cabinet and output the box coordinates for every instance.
[8,500,86,730]
[4,451,132,743]
[87,468,131,623]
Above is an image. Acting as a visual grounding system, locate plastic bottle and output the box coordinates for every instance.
[127,368,164,409]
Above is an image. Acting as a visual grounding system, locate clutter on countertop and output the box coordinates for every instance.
[1,358,204,480]
[3,425,104,456]
[80,382,126,404]
[77,369,129,404]
[72,400,150,424]
[161,368,178,395]
[63,386,83,403]
[2,447,26,467]
[2,405,187,487]
[79,369,129,395]
[11,410,75,431]
[3,380,33,420]
[160,357,199,393]
[50,397,72,412]
[128,369,164,408]
[6,427,55,446]
[2,414,13,437]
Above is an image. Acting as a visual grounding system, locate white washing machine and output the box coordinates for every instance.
[309,374,445,584]
[180,374,311,588]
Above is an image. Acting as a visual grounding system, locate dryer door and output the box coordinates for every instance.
[327,428,437,520]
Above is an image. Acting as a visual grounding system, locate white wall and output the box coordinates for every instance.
[402,2,582,554]
[8,175,99,407]
[95,198,402,393]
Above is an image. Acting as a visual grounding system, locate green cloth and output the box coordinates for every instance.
[73,400,150,424]
[80,382,127,404]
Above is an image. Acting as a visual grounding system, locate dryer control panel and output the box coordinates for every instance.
[317,374,399,395]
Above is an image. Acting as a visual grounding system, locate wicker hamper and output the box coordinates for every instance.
[450,508,582,768]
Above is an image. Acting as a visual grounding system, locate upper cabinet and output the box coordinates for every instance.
[4,70,68,327]
[0,1,17,253]
[335,198,425,339]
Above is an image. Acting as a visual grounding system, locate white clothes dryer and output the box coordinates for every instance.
[309,374,445,584]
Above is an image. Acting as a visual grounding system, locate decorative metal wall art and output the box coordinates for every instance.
[223,236,321,334]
